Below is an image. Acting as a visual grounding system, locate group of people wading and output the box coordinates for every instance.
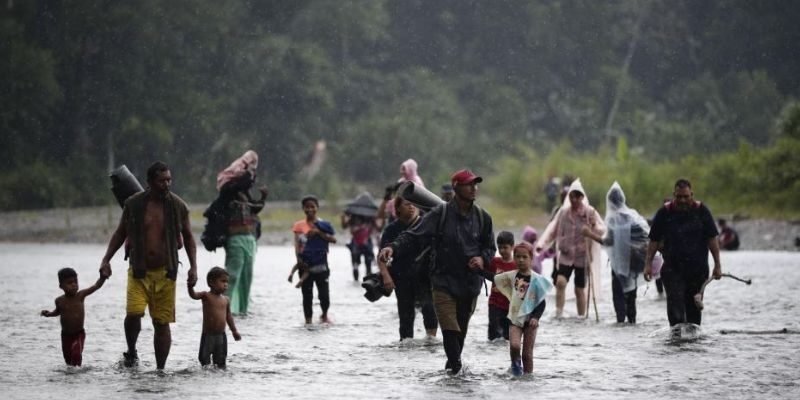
[41,152,726,376]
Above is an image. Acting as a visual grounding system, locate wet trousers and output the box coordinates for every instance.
[225,234,256,315]
[488,304,510,340]
[660,263,708,326]
[433,289,477,370]
[302,270,330,320]
[395,278,438,339]
[611,271,637,323]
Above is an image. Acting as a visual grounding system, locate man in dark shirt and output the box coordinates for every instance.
[644,179,722,326]
[379,169,495,375]
[377,196,438,340]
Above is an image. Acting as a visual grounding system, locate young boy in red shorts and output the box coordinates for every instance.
[41,267,108,366]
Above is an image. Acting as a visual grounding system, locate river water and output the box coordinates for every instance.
[1,243,798,399]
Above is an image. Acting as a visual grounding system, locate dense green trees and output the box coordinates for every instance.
[1,0,798,213]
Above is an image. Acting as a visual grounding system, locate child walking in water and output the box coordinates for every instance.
[480,242,552,376]
[41,267,108,366]
[487,231,516,341]
[188,267,241,368]
[292,195,336,325]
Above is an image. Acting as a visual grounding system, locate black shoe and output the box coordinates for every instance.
[446,359,462,375]
[123,351,138,367]
[352,267,359,281]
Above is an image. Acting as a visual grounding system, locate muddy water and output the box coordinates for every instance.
[1,244,798,399]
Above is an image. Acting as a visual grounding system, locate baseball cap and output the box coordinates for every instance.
[451,169,483,186]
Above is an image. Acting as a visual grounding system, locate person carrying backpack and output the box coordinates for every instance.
[206,150,267,316]
[380,169,495,375]
[377,196,439,341]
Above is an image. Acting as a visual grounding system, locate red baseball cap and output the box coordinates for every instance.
[451,169,483,186]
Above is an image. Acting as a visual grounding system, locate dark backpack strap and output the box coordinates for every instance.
[473,204,485,235]
[472,204,490,296]
[436,203,448,237]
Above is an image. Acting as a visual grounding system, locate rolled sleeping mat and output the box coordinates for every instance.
[110,165,144,208]
[397,181,445,212]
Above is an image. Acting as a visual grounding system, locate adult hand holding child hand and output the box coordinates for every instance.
[468,256,484,270]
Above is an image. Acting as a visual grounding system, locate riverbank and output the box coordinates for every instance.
[0,203,798,251]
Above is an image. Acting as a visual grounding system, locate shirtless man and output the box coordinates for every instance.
[100,161,198,370]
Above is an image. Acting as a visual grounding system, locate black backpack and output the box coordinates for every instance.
[201,196,228,252]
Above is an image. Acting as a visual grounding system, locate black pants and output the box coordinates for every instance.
[395,277,438,339]
[302,271,330,319]
[655,277,664,294]
[349,242,375,274]
[660,264,708,326]
[198,332,227,367]
[611,271,637,323]
[487,304,510,340]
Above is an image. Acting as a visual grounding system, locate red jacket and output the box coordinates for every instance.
[487,257,516,310]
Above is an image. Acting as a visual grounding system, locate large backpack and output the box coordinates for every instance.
[201,196,229,252]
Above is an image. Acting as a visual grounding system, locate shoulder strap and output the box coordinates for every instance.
[436,203,486,235]
[436,203,447,237]
[474,204,485,234]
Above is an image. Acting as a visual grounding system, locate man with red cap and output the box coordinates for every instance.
[380,169,495,375]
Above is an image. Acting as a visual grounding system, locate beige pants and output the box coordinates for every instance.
[432,288,477,332]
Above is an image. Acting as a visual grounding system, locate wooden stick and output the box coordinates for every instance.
[585,238,599,321]
[694,273,753,310]
[721,273,752,285]
[586,265,600,322]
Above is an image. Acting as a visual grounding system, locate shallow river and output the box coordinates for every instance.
[1,243,798,399]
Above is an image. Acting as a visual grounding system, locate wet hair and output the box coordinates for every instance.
[496,231,515,247]
[301,195,319,207]
[674,179,692,190]
[207,266,229,285]
[513,242,535,258]
[394,195,407,213]
[58,267,77,284]
[147,161,169,182]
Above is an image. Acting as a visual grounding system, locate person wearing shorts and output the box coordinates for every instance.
[100,161,198,370]
[555,264,586,290]
[126,267,177,325]
[536,179,604,318]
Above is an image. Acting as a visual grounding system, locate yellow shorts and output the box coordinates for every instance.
[127,267,176,324]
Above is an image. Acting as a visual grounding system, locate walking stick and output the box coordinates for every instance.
[694,273,752,310]
[586,238,599,322]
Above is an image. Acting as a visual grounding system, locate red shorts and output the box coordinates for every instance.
[61,330,86,366]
